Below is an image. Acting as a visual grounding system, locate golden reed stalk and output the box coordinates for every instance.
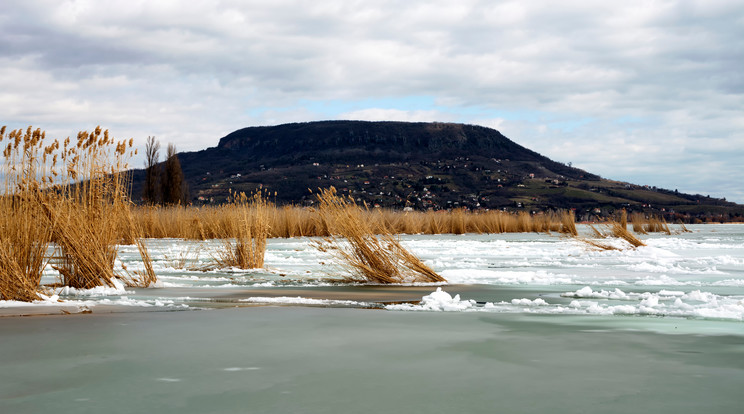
[1,125,156,300]
[313,187,445,284]
[212,190,272,269]
[0,127,55,301]
[128,203,586,239]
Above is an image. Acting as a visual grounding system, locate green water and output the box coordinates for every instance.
[1,307,742,414]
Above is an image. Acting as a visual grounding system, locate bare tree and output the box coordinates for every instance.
[143,136,160,204]
[161,143,188,205]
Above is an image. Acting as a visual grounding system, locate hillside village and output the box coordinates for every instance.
[132,121,744,223]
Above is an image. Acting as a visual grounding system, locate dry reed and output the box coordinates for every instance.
[212,191,271,269]
[630,213,649,234]
[123,239,158,287]
[164,246,203,270]
[128,200,588,240]
[678,221,691,233]
[578,211,645,251]
[40,127,137,289]
[581,211,645,251]
[1,125,156,298]
[121,209,158,287]
[314,187,445,284]
[611,222,646,248]
[0,127,55,301]
[631,212,678,235]
[578,237,620,251]
[611,211,646,248]
[588,224,604,238]
[646,217,672,235]
[559,211,578,236]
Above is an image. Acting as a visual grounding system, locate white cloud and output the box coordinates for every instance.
[0,0,742,201]
[339,109,452,123]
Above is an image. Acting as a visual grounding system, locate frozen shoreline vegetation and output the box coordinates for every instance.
[0,125,591,302]
[2,224,743,329]
[1,126,742,334]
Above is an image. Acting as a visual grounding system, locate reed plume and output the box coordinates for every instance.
[0,127,55,301]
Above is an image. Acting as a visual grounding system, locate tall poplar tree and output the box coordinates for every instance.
[142,136,160,204]
[161,143,188,205]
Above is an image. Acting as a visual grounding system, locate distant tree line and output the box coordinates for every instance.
[142,136,189,205]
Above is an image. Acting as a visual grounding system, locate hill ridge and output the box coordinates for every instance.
[131,120,743,222]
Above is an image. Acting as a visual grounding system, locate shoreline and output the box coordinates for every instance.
[0,284,495,318]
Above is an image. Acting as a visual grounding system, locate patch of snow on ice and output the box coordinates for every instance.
[510,298,549,306]
[0,292,63,307]
[629,261,724,275]
[562,286,629,300]
[557,287,743,321]
[440,269,574,285]
[634,275,687,286]
[239,296,368,307]
[386,288,476,311]
[684,290,717,303]
[712,279,744,287]
[56,278,130,297]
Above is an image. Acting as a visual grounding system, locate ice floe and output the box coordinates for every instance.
[239,296,369,307]
[386,286,744,321]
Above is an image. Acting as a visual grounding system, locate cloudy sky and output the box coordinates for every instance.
[2,0,742,202]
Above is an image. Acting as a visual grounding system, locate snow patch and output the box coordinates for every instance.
[239,296,368,307]
[510,298,549,306]
[56,278,130,297]
[386,288,476,311]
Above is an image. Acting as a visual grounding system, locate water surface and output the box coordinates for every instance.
[2,224,743,413]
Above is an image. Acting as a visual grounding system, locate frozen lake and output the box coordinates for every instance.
[2,224,743,413]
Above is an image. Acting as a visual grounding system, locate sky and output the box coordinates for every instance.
[1,0,743,202]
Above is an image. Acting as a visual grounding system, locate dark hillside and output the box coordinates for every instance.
[215,121,595,180]
[130,121,743,222]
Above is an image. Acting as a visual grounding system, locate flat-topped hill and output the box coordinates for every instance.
[215,121,596,180]
[131,121,743,222]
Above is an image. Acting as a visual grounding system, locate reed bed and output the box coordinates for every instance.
[127,203,582,240]
[3,125,693,302]
[0,127,55,301]
[121,210,158,287]
[271,205,319,238]
[631,212,673,235]
[212,191,272,269]
[122,239,158,288]
[1,125,157,300]
[559,211,578,236]
[314,187,445,284]
[40,127,139,289]
[581,211,646,250]
[614,210,646,247]
[611,221,646,248]
[631,213,649,234]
